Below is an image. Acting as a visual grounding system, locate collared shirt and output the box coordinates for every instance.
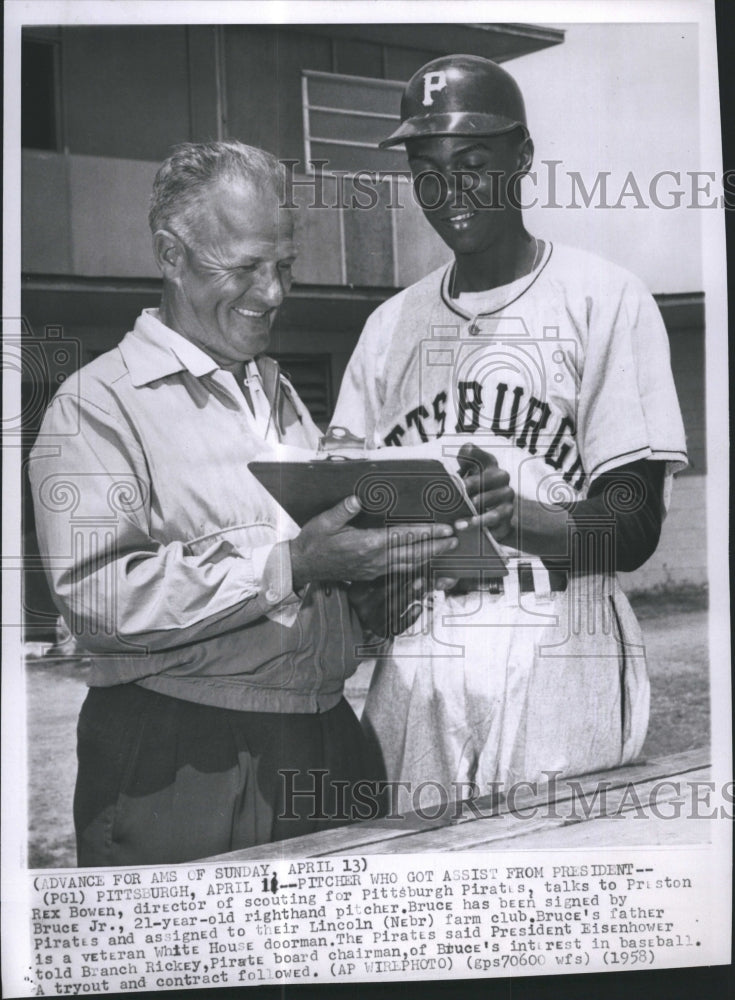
[29,309,363,713]
[243,360,280,444]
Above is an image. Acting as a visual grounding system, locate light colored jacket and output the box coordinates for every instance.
[29,309,363,713]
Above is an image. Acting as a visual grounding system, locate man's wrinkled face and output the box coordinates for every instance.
[167,179,297,365]
[406,132,530,255]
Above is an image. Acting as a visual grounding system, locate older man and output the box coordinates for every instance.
[29,141,455,865]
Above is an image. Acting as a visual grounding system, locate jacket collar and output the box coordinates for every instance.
[119,309,220,386]
[120,309,283,400]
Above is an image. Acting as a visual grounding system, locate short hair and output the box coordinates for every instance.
[148,140,284,242]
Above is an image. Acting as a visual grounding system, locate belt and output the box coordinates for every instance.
[485,561,568,596]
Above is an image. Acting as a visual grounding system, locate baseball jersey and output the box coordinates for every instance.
[332,242,687,533]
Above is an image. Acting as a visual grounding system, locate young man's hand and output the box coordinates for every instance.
[454,443,516,544]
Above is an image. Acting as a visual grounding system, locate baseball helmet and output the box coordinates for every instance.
[380,54,528,149]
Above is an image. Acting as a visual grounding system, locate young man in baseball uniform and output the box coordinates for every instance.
[331,55,687,807]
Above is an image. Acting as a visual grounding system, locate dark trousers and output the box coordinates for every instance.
[74,684,384,867]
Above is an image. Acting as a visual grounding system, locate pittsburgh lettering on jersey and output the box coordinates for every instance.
[384,382,586,490]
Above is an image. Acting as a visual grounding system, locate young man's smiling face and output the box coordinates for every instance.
[406,131,532,256]
[162,177,297,367]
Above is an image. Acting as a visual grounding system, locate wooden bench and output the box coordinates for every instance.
[206,747,712,861]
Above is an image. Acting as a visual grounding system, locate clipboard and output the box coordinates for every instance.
[249,458,507,579]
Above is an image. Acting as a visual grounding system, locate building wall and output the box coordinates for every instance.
[27,25,442,164]
[620,474,706,592]
[21,149,450,286]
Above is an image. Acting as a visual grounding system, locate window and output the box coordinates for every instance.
[275,353,332,428]
[22,37,60,150]
[302,70,408,175]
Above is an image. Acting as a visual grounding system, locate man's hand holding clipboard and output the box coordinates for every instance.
[249,443,513,639]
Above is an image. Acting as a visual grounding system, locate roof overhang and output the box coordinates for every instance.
[296,22,565,63]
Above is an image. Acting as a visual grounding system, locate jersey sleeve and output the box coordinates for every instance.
[576,276,688,494]
[330,308,386,446]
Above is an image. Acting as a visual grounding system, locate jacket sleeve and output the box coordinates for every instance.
[29,389,299,656]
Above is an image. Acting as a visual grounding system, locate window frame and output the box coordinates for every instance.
[301,68,406,177]
[273,351,334,429]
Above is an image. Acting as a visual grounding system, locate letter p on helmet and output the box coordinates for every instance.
[423,71,447,106]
